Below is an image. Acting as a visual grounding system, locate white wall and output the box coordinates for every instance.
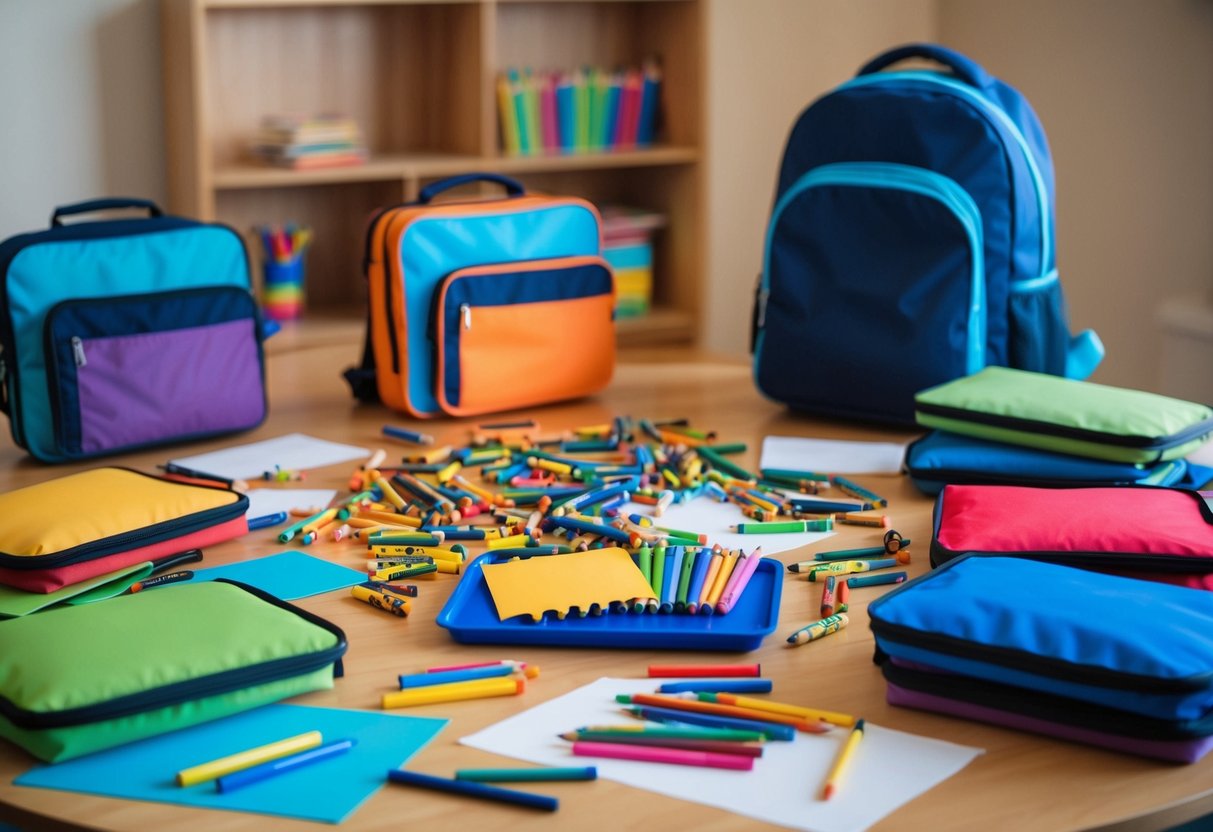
[0,0,165,239]
[939,0,1213,391]
[703,0,936,358]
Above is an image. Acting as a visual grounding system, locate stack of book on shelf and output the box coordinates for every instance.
[250,114,367,170]
[601,206,666,318]
[497,59,662,156]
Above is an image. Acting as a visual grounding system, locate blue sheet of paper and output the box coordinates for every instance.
[15,704,447,824]
[189,550,366,600]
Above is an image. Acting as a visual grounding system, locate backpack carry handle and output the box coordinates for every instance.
[418,173,525,205]
[51,198,163,227]
[857,44,994,91]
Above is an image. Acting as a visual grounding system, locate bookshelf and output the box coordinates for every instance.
[160,0,704,345]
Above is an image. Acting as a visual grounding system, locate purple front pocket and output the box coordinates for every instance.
[45,287,267,458]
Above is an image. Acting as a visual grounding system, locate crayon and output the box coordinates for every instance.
[383,425,435,445]
[351,584,411,617]
[820,574,836,617]
[398,664,535,689]
[248,511,288,530]
[382,676,524,708]
[786,613,849,646]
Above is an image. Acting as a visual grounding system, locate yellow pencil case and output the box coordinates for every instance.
[0,467,248,593]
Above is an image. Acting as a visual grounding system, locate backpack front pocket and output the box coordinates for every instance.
[44,287,266,458]
[432,256,614,417]
[756,161,985,424]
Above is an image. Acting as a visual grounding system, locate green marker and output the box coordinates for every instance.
[675,548,698,611]
[455,767,597,783]
[734,519,834,534]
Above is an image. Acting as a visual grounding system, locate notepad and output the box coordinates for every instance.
[480,548,656,621]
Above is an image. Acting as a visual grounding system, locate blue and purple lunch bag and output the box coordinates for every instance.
[0,198,267,462]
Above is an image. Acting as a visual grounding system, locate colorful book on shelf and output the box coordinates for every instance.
[251,113,367,169]
[494,60,663,156]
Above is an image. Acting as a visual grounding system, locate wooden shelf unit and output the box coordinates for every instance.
[161,0,704,345]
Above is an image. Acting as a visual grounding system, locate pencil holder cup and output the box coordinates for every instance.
[262,258,305,320]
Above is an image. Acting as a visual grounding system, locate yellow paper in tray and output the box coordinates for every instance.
[481,548,657,621]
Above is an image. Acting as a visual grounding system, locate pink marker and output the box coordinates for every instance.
[571,741,753,771]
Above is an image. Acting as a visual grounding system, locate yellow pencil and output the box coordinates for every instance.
[704,549,739,609]
[175,731,323,786]
[822,719,865,800]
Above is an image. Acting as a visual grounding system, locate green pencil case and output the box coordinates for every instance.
[0,580,346,762]
[914,366,1213,463]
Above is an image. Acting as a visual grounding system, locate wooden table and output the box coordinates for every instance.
[0,330,1210,832]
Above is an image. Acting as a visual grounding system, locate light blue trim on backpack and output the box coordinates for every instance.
[1009,269,1058,294]
[839,70,1053,276]
[758,161,986,377]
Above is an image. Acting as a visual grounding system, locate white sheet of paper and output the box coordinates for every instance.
[761,436,909,476]
[245,489,339,520]
[619,496,833,556]
[170,433,369,481]
[462,677,982,832]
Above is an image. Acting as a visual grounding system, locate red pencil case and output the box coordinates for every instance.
[930,485,1213,589]
[0,468,248,593]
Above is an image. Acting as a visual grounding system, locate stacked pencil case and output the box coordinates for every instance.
[349,173,615,418]
[868,556,1213,762]
[930,484,1213,589]
[0,467,248,593]
[914,366,1213,463]
[0,579,346,763]
[903,430,1212,495]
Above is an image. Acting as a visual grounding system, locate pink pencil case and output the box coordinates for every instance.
[930,485,1213,589]
[0,468,248,593]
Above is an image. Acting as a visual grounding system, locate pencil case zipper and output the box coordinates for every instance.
[0,468,248,570]
[914,400,1213,451]
[0,580,346,730]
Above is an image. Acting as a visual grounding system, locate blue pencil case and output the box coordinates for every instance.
[436,553,782,652]
[868,556,1213,722]
[903,430,1213,496]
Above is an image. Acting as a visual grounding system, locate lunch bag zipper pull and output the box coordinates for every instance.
[460,303,472,331]
[70,336,87,367]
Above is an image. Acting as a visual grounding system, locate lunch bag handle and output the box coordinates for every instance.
[418,174,525,205]
[857,43,994,91]
[51,198,163,227]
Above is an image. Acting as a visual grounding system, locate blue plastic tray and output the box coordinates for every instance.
[436,554,783,652]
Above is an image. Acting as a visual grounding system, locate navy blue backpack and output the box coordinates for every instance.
[752,44,1102,424]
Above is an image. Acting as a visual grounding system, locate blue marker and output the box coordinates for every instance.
[386,768,558,812]
[382,425,434,445]
[658,678,774,694]
[247,511,288,531]
[629,705,795,741]
[399,663,520,689]
[216,738,356,793]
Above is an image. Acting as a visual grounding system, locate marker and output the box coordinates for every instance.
[572,740,753,771]
[807,538,911,563]
[159,462,246,491]
[821,719,865,800]
[383,425,435,445]
[454,766,597,782]
[216,738,356,793]
[619,693,829,734]
[569,725,766,742]
[176,731,324,786]
[398,664,536,689]
[127,571,193,593]
[559,733,764,758]
[847,571,907,588]
[648,663,761,678]
[829,476,889,508]
[732,519,834,534]
[247,511,288,530]
[657,678,773,694]
[382,675,524,708]
[387,769,558,812]
[786,613,849,646]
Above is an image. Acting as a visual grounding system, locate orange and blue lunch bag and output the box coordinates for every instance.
[345,173,615,418]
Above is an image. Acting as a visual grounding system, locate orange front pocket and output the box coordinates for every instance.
[433,257,615,417]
